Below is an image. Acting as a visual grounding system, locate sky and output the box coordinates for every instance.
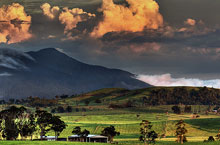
[1,0,220,87]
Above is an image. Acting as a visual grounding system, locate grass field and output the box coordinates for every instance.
[29,105,220,145]
[1,88,220,144]
[1,106,220,144]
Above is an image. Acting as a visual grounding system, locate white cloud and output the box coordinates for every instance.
[0,72,12,77]
[137,73,220,88]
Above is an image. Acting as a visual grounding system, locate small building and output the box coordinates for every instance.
[42,136,56,141]
[68,134,108,143]
[42,136,67,141]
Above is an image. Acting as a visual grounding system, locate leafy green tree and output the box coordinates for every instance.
[72,126,90,142]
[101,125,120,143]
[175,120,187,144]
[0,106,25,140]
[35,110,53,140]
[139,120,158,145]
[50,116,67,139]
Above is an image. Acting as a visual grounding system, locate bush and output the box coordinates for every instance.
[75,108,79,112]
[184,105,192,113]
[204,136,215,142]
[51,108,56,113]
[57,106,65,113]
[172,105,181,114]
[66,106,73,113]
[95,99,102,104]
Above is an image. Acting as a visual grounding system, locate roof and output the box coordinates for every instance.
[68,134,108,138]
[42,136,56,139]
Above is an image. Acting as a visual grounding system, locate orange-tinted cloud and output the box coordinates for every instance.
[40,3,60,19]
[0,3,32,44]
[184,18,196,26]
[91,0,163,38]
[59,7,95,34]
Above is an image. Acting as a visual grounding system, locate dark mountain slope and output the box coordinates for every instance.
[0,48,151,98]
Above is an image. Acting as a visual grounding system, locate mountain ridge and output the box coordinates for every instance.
[0,48,151,98]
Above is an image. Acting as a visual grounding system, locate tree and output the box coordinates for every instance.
[51,108,56,113]
[66,106,73,113]
[57,106,65,113]
[95,99,102,104]
[0,106,26,140]
[50,116,67,139]
[35,110,53,140]
[172,106,181,114]
[175,120,187,144]
[72,126,90,142]
[84,100,90,106]
[139,120,158,145]
[18,114,36,140]
[184,105,191,113]
[60,95,69,99]
[101,125,120,143]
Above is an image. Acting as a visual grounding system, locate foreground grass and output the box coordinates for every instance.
[1,141,220,145]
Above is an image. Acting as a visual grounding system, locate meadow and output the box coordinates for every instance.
[30,105,220,145]
[1,87,220,145]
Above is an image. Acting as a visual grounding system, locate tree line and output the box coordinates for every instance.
[0,106,66,140]
[147,87,220,105]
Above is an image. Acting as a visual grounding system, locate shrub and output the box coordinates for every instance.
[172,105,181,114]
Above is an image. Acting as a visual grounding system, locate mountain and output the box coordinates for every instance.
[0,48,151,98]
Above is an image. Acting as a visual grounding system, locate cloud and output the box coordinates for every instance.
[40,3,95,40]
[0,48,34,70]
[40,3,60,19]
[0,3,32,44]
[0,72,12,77]
[184,18,196,26]
[137,73,220,88]
[59,7,95,35]
[91,0,163,38]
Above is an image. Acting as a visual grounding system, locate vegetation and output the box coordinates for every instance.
[140,120,158,145]
[175,120,187,144]
[101,125,120,143]
[0,106,66,140]
[1,87,220,145]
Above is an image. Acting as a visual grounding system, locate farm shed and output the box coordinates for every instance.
[42,136,67,141]
[68,134,108,143]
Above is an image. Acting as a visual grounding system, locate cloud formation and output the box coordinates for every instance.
[59,7,95,34]
[91,0,163,38]
[0,3,32,44]
[40,3,60,19]
[0,48,34,70]
[184,18,196,26]
[137,74,220,88]
[40,3,95,39]
[0,72,12,77]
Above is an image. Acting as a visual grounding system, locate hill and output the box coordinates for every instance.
[62,86,220,106]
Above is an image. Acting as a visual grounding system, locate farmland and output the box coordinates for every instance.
[1,87,220,144]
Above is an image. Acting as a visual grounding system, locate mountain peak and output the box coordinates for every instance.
[38,48,61,53]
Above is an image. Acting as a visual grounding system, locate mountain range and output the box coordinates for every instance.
[0,48,150,98]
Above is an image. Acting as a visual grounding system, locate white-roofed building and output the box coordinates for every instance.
[68,134,108,143]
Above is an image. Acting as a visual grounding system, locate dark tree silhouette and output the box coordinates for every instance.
[35,110,53,140]
[101,125,120,143]
[175,120,187,144]
[72,126,90,142]
[139,120,158,145]
[50,116,67,139]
